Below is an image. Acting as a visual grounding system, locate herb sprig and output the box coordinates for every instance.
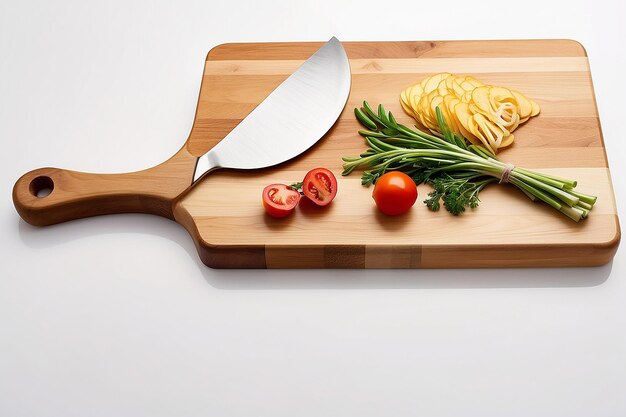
[342,101,597,221]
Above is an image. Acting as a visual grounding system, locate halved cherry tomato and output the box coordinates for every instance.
[302,168,338,206]
[372,172,418,215]
[262,184,301,218]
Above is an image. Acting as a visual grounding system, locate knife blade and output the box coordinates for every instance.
[192,36,351,182]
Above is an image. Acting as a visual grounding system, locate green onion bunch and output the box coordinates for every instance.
[341,101,597,221]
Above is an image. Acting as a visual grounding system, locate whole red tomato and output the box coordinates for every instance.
[372,172,418,215]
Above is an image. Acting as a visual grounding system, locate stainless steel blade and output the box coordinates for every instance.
[193,37,351,182]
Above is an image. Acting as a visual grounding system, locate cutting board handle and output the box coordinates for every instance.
[13,148,197,226]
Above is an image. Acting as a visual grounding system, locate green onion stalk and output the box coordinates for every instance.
[341,101,597,221]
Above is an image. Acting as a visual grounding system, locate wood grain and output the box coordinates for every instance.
[13,40,620,268]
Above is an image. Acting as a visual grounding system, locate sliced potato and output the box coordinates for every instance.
[428,93,445,129]
[408,84,424,112]
[454,101,481,145]
[451,77,467,99]
[460,79,477,93]
[488,86,518,113]
[500,133,515,148]
[464,76,484,89]
[511,89,533,119]
[420,74,434,87]
[437,77,453,96]
[470,86,495,115]
[418,94,436,130]
[530,99,541,116]
[401,73,540,153]
[400,88,410,108]
[442,94,462,135]
[400,97,414,118]
[444,75,458,91]
[423,72,452,94]
[467,120,496,154]
[474,113,505,148]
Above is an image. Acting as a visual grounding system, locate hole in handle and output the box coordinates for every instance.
[29,176,54,198]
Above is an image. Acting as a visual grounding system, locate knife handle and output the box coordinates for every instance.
[13,149,196,226]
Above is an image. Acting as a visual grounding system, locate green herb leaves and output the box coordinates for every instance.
[425,175,495,215]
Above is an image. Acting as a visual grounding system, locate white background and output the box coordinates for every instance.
[1,0,625,416]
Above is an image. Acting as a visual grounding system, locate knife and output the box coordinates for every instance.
[193,36,351,182]
[13,37,351,226]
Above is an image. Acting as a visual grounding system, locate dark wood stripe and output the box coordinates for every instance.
[207,40,587,61]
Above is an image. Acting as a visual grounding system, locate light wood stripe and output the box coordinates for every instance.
[197,72,595,103]
[182,168,614,218]
[205,57,590,75]
[192,214,618,246]
[195,97,598,119]
[187,69,602,158]
[193,72,597,121]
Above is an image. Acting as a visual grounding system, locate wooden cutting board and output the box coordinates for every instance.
[13,40,620,268]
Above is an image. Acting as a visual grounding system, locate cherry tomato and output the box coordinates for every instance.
[372,172,418,215]
[262,184,301,218]
[302,168,338,206]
